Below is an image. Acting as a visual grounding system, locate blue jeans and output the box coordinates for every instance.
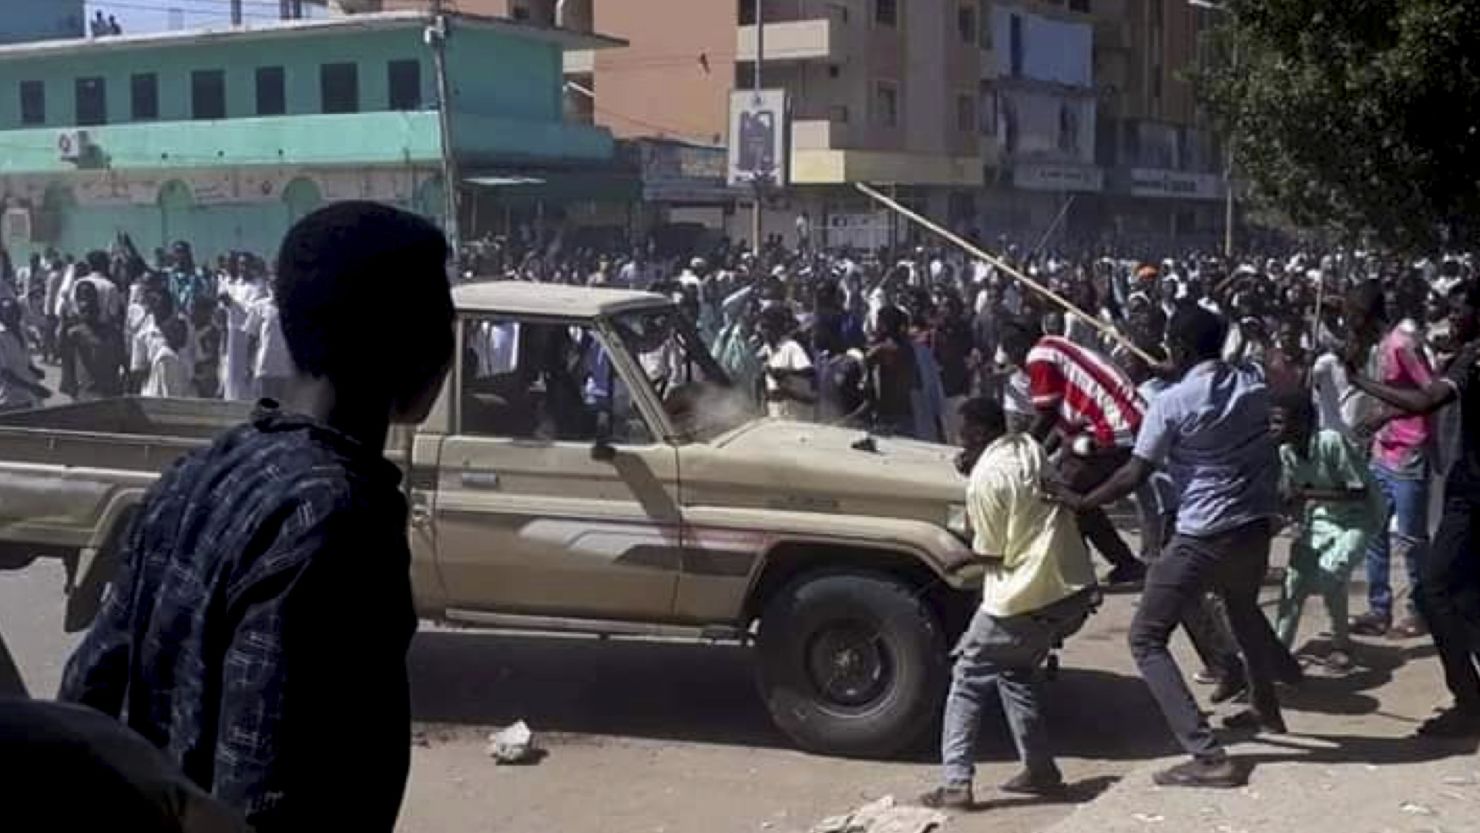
[1364,463,1430,619]
[940,590,1093,787]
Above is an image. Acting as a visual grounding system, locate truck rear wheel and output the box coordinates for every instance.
[756,571,948,757]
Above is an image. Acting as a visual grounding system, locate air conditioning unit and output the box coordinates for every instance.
[57,129,91,162]
[1,207,33,247]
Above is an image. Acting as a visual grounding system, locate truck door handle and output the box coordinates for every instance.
[461,471,501,489]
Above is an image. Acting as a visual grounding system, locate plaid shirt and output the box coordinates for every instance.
[59,405,417,833]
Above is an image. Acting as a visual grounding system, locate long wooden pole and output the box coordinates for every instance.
[854,182,1159,366]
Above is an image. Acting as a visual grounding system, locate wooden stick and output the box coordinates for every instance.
[854,182,1160,367]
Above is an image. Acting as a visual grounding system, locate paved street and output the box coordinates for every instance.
[2,536,1469,833]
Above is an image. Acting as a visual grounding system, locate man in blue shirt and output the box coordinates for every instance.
[1049,307,1294,788]
[60,203,455,832]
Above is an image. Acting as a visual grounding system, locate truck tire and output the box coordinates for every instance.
[756,571,948,758]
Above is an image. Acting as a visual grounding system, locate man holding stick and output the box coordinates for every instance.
[1047,307,1293,788]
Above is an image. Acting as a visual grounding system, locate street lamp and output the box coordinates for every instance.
[1189,0,1236,259]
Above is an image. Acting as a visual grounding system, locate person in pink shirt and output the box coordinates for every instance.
[1349,282,1433,639]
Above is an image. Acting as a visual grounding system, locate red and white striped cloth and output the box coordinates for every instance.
[1026,335,1145,448]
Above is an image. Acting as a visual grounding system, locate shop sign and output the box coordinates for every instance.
[1012,163,1104,193]
[1127,168,1224,200]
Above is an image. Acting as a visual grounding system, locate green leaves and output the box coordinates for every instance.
[1196,0,1480,251]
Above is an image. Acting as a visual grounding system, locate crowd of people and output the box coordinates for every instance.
[2,212,1479,828]
[0,239,290,410]
[459,230,1480,799]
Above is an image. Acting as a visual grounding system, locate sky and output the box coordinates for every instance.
[87,0,327,34]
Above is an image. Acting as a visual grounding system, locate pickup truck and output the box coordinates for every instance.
[0,281,977,757]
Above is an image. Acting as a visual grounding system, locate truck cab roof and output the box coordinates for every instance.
[452,280,671,320]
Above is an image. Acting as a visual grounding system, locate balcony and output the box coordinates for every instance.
[736,17,840,63]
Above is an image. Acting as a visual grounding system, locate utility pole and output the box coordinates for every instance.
[429,1,462,252]
[1223,36,1238,260]
[230,0,242,25]
[751,0,764,259]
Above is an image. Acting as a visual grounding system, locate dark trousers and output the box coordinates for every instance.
[1417,494,1480,709]
[1130,519,1287,759]
[1060,446,1140,571]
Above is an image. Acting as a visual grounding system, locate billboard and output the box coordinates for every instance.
[728,89,788,188]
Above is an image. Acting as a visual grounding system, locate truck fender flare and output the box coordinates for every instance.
[64,490,145,633]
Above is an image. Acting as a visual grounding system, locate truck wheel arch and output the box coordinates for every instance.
[744,541,974,638]
[64,497,142,633]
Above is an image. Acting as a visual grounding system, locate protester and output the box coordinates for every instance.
[243,289,292,401]
[1269,391,1381,671]
[141,317,191,399]
[920,397,1097,809]
[1001,319,1146,584]
[58,281,126,401]
[0,298,50,410]
[1048,307,1294,788]
[1343,281,1480,737]
[757,305,814,421]
[1347,280,1436,640]
[58,202,456,832]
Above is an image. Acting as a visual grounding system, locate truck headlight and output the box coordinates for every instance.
[946,504,970,540]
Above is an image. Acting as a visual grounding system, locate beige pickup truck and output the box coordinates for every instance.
[0,281,978,756]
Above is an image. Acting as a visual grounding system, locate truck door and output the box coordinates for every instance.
[432,316,681,621]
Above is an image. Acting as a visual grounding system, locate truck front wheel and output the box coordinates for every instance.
[756,571,949,757]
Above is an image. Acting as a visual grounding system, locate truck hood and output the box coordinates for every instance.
[684,419,967,523]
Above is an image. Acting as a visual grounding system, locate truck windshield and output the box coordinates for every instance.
[607,307,758,442]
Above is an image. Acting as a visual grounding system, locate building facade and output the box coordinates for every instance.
[0,11,618,261]
[1089,0,1225,247]
[320,0,1225,252]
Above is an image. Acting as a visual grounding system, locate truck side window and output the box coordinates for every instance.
[459,318,653,445]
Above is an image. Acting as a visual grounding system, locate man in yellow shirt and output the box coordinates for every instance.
[921,397,1099,810]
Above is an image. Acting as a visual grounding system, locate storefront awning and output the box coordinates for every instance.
[463,170,640,203]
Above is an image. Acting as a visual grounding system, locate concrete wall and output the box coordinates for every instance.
[592,0,735,145]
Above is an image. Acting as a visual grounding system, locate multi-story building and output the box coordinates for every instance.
[0,11,621,261]
[1090,0,1225,246]
[540,0,983,249]
[325,0,1225,250]
[977,0,1101,241]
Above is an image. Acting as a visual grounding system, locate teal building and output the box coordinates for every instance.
[0,12,621,261]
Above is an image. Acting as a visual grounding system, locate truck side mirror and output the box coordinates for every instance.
[591,410,617,463]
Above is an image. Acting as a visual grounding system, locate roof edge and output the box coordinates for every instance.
[0,10,626,63]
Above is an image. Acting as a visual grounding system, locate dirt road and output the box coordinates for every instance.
[0,541,1454,833]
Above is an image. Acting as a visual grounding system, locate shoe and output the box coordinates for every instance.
[1349,611,1390,637]
[918,784,974,810]
[1209,675,1248,704]
[1001,766,1065,796]
[1325,649,1355,672]
[1389,615,1428,639]
[1152,757,1246,788]
[1416,706,1480,739]
[1106,562,1147,586]
[1222,707,1287,734]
